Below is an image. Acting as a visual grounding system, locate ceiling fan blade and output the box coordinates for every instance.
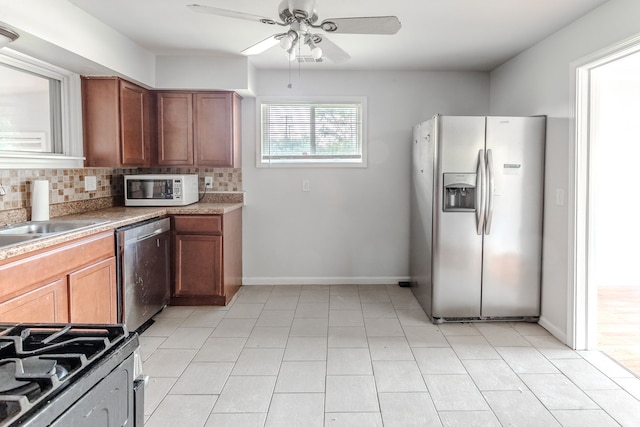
[241,35,280,56]
[320,16,401,34]
[316,36,350,63]
[187,4,277,24]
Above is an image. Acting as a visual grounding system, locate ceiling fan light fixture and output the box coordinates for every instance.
[280,30,298,50]
[305,36,322,59]
[311,45,322,60]
[0,26,19,48]
[280,35,293,50]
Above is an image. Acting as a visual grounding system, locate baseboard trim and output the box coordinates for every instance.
[242,276,410,286]
[538,315,568,346]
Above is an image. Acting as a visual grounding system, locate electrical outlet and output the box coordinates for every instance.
[302,179,310,192]
[85,176,97,192]
[204,176,213,189]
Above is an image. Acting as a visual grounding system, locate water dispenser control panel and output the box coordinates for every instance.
[443,173,476,212]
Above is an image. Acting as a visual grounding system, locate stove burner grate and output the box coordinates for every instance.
[0,323,130,426]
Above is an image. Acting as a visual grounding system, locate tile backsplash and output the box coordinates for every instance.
[0,167,242,225]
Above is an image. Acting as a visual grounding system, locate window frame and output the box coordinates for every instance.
[256,96,368,168]
[0,49,83,169]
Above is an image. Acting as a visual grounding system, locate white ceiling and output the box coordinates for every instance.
[67,0,610,72]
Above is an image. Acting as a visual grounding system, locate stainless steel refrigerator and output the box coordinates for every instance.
[410,115,545,322]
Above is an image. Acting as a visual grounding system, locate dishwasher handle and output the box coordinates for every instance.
[136,227,165,241]
[123,228,168,246]
[118,217,171,247]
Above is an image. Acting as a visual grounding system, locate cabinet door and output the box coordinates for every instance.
[82,77,149,167]
[157,92,194,165]
[195,92,238,167]
[81,78,120,166]
[194,93,233,167]
[120,80,150,166]
[0,279,69,323]
[69,257,117,324]
[173,234,223,297]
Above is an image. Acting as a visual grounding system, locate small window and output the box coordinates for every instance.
[258,97,367,167]
[0,62,63,153]
[0,51,82,168]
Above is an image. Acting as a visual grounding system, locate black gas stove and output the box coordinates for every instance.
[0,323,141,427]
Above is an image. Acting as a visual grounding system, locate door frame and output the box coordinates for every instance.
[569,34,640,350]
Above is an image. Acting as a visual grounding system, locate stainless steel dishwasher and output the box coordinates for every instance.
[116,217,170,332]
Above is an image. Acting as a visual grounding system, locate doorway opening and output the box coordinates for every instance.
[590,53,640,375]
[573,35,640,376]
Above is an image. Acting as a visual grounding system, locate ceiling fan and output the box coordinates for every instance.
[187,0,401,63]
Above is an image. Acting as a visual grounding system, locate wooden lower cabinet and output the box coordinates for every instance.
[0,232,118,324]
[0,278,68,323]
[69,257,117,324]
[174,234,223,299]
[170,209,242,305]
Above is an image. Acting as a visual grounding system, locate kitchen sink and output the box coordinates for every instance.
[0,220,108,248]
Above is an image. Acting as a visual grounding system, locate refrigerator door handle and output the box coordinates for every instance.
[485,148,495,234]
[476,149,486,235]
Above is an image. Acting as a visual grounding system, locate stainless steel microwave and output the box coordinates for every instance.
[124,174,199,206]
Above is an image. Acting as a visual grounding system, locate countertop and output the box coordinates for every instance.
[0,202,243,262]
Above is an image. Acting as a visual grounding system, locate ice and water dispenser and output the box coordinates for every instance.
[443,173,476,211]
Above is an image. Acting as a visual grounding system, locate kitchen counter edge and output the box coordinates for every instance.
[0,203,243,262]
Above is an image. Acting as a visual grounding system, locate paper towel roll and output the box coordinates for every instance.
[32,179,50,221]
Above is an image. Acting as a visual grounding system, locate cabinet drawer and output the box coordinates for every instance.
[172,215,222,234]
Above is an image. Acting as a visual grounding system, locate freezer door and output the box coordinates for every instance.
[432,116,485,318]
[482,116,545,317]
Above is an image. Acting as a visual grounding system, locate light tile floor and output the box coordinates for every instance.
[141,285,640,427]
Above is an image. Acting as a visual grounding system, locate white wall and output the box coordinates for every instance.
[155,55,254,95]
[0,1,255,92]
[242,70,489,285]
[489,0,640,342]
[0,0,155,86]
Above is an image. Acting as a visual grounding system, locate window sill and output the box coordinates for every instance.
[0,153,85,169]
[257,160,367,168]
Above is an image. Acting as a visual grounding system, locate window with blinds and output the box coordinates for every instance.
[258,98,366,166]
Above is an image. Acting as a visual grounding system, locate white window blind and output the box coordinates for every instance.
[259,99,366,166]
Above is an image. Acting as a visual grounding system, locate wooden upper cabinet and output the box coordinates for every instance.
[157,92,194,166]
[157,91,241,167]
[195,92,242,167]
[81,77,151,167]
[120,81,150,165]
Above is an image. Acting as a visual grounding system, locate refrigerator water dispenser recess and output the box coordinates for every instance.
[443,173,476,212]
